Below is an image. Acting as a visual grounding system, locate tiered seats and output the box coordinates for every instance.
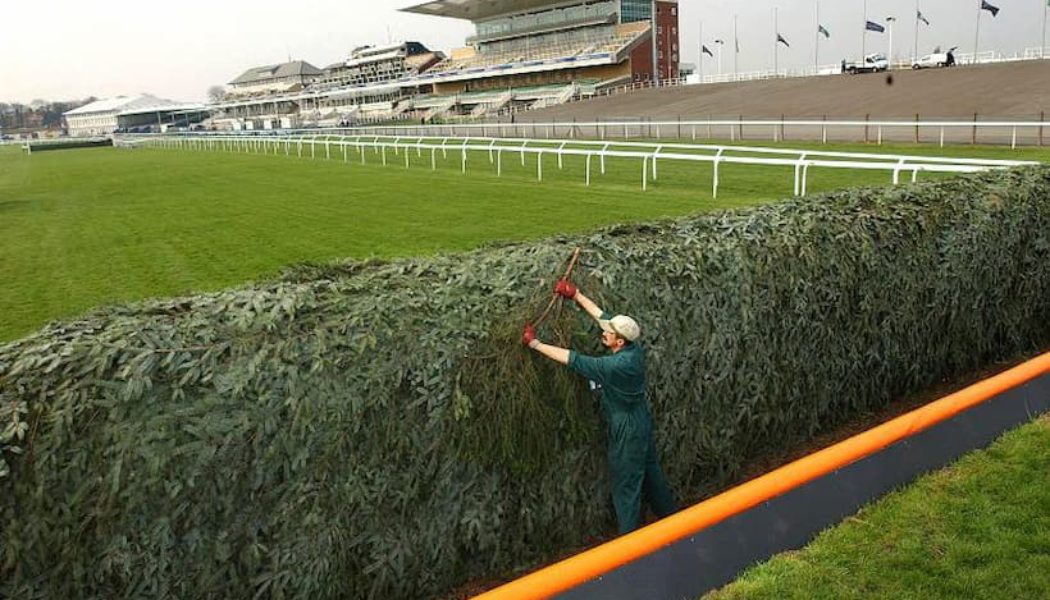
[424,27,645,78]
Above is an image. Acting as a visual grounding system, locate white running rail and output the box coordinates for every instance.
[123,133,1037,199]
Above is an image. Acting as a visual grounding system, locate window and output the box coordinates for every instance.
[657,26,663,34]
[671,7,677,16]
[659,50,664,59]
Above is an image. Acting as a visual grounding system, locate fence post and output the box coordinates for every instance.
[738,114,743,140]
[915,114,920,144]
[1041,111,1045,147]
[822,114,827,144]
[677,115,682,139]
[780,114,785,142]
[864,114,870,143]
[972,113,978,145]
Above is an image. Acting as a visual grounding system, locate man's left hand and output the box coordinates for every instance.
[522,324,539,348]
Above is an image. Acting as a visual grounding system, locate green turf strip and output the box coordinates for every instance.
[1,142,1047,342]
[706,413,1050,600]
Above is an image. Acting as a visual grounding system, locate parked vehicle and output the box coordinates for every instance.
[841,53,889,74]
[911,51,955,69]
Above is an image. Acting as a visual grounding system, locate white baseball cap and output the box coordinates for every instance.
[599,315,641,342]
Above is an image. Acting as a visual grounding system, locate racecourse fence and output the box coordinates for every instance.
[313,117,1050,148]
[120,133,1036,198]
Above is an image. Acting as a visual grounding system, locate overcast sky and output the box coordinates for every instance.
[1,0,1046,104]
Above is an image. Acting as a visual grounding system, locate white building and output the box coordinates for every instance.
[63,95,206,137]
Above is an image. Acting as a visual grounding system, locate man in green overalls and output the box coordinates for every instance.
[522,279,677,535]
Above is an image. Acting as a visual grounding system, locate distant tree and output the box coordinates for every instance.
[207,85,226,103]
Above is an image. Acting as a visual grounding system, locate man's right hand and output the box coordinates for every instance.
[554,279,578,299]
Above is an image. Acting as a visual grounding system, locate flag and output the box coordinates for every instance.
[777,33,790,47]
[865,20,885,33]
[981,1,999,17]
[702,44,714,57]
[917,10,930,26]
[818,24,830,38]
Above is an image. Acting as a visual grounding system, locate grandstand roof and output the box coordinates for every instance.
[400,0,574,22]
[64,94,201,117]
[229,60,323,85]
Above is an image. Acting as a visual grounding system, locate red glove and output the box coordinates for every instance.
[554,279,578,299]
[522,324,537,347]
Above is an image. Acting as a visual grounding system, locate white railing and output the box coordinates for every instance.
[124,133,1036,199]
[294,118,1050,149]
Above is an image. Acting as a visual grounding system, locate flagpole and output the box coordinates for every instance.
[700,20,704,82]
[887,16,896,67]
[734,14,739,77]
[914,0,920,60]
[774,6,779,75]
[1043,0,1048,59]
[974,0,981,64]
[815,1,820,72]
[862,0,867,60]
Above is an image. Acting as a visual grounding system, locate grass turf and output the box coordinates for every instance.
[705,413,1050,600]
[1,141,1047,342]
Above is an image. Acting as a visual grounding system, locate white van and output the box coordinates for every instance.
[912,52,954,69]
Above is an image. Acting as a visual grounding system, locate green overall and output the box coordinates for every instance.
[567,318,677,534]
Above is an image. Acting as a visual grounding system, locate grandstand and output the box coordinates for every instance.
[314,42,444,90]
[214,48,436,129]
[399,0,680,117]
[208,1,681,129]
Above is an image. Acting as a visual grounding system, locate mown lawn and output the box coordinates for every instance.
[1,141,1047,342]
[706,413,1050,600]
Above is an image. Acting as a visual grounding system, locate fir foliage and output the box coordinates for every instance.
[2,167,1050,598]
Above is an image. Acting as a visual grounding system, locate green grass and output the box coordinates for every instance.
[706,414,1050,600]
[1,140,1047,342]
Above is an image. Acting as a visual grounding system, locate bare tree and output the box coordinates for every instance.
[206,85,226,104]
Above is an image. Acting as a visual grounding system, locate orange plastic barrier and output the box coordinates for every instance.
[475,351,1050,600]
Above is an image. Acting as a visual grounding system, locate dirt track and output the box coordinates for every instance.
[526,61,1050,122]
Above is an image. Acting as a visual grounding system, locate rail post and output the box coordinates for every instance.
[972,113,978,145]
[1041,111,1045,147]
[864,114,870,143]
[915,114,920,144]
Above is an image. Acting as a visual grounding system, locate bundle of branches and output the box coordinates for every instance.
[2,166,1050,599]
[455,248,608,473]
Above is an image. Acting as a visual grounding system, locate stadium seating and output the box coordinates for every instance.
[423,28,644,79]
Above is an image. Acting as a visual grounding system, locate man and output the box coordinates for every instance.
[522,279,677,535]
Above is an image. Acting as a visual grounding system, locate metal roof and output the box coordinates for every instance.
[400,0,580,22]
[64,94,198,117]
[229,60,323,85]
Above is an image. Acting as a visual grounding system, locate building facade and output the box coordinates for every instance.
[63,95,205,136]
[226,61,324,99]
